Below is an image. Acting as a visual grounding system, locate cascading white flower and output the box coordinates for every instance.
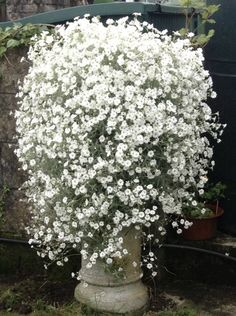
[15,15,223,276]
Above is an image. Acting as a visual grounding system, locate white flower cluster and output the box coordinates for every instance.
[15,15,223,276]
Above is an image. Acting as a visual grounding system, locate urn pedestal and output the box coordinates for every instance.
[74,227,149,315]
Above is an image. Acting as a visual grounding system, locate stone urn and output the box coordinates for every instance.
[74,226,149,315]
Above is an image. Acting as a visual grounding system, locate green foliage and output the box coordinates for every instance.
[31,302,81,316]
[179,0,220,47]
[155,307,199,316]
[201,181,226,203]
[0,23,52,60]
[182,202,214,219]
[0,184,9,225]
[80,304,124,316]
[182,182,226,219]
[0,288,22,312]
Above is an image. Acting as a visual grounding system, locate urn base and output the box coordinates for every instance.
[75,279,149,315]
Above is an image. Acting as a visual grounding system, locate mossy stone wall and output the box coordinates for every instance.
[0,48,29,236]
[6,0,86,20]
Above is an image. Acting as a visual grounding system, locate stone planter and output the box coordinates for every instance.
[74,226,149,315]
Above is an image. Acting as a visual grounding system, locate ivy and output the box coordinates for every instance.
[0,23,54,59]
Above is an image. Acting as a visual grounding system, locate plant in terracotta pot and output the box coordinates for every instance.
[181,182,226,240]
[14,15,225,315]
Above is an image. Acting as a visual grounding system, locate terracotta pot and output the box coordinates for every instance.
[182,205,224,241]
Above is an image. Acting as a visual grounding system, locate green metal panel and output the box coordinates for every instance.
[0,3,186,31]
[204,0,236,235]
[0,3,157,27]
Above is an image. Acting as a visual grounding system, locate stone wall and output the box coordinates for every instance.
[0,48,29,236]
[6,0,88,21]
[0,2,6,21]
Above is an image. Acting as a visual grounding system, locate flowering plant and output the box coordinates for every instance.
[15,15,223,277]
[181,181,226,219]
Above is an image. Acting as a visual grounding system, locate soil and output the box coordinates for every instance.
[0,275,77,315]
[0,276,236,315]
[160,279,236,316]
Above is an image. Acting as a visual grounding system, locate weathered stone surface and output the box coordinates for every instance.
[0,48,28,93]
[0,93,18,110]
[0,48,29,237]
[0,3,6,21]
[0,142,26,189]
[0,110,16,142]
[43,4,63,11]
[75,227,149,314]
[44,0,62,4]
[1,188,29,234]
[20,4,39,14]
[0,48,28,236]
[76,282,148,315]
[6,0,86,20]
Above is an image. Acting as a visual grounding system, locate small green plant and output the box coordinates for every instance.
[179,0,220,47]
[0,23,53,59]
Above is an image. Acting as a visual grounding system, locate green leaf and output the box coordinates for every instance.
[6,38,20,48]
[206,19,216,24]
[207,29,215,38]
[207,4,221,15]
[12,23,22,30]
[0,31,10,41]
[192,0,205,9]
[179,28,188,36]
[181,0,191,6]
[0,46,6,55]
[193,34,209,46]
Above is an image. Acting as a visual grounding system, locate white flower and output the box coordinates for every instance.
[123,248,128,255]
[15,15,223,279]
[132,261,137,267]
[86,262,92,269]
[106,258,113,264]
